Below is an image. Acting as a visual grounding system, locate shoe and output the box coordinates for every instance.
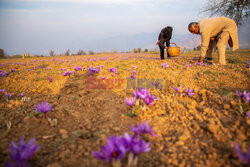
[204,57,213,61]
[203,57,213,63]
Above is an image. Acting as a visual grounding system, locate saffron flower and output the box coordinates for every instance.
[6,92,13,98]
[47,77,52,82]
[62,71,72,76]
[236,90,250,103]
[144,95,158,105]
[122,133,150,155]
[130,74,136,79]
[34,101,52,119]
[101,76,106,80]
[131,120,156,136]
[125,97,136,107]
[87,67,99,76]
[161,62,167,68]
[234,142,250,164]
[20,94,25,97]
[73,66,82,71]
[11,69,15,72]
[5,137,39,167]
[173,85,182,93]
[0,89,5,93]
[186,86,195,97]
[247,112,250,119]
[109,67,117,73]
[133,90,140,98]
[132,65,137,69]
[137,88,150,100]
[131,70,137,74]
[92,135,127,163]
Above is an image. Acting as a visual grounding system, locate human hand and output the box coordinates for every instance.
[156,40,160,45]
[165,46,168,49]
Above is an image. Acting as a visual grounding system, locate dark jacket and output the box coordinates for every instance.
[158,26,173,49]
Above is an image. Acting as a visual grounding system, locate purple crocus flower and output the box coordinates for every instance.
[161,63,167,68]
[101,76,106,80]
[6,92,13,98]
[0,89,5,93]
[34,101,52,119]
[62,71,72,76]
[132,65,137,69]
[131,120,156,136]
[122,133,150,155]
[236,90,250,103]
[73,66,82,71]
[131,137,150,155]
[125,97,136,107]
[234,142,250,164]
[247,112,250,119]
[130,74,136,79]
[144,95,158,105]
[173,85,182,93]
[5,137,39,167]
[20,94,25,97]
[0,72,9,77]
[87,67,99,76]
[137,88,150,100]
[92,135,127,163]
[186,86,195,97]
[109,67,117,73]
[131,70,137,74]
[133,90,140,98]
[47,77,52,82]
[11,69,15,72]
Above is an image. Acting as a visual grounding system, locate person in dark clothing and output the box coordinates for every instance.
[156,26,173,60]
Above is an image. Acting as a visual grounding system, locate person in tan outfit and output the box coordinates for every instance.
[188,17,239,65]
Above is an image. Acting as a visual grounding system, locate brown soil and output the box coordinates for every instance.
[0,52,249,167]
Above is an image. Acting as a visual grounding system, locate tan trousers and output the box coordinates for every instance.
[205,31,230,65]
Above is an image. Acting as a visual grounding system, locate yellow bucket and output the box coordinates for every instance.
[168,42,180,57]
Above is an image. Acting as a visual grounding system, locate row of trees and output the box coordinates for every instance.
[49,49,95,56]
[133,48,149,53]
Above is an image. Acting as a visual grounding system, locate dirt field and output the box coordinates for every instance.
[0,50,249,167]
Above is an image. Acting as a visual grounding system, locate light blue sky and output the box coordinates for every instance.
[0,0,208,55]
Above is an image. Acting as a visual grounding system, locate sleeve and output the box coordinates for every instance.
[159,39,165,48]
[158,30,164,40]
[200,32,211,57]
[158,30,165,48]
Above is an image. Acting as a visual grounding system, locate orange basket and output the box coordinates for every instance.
[168,42,180,57]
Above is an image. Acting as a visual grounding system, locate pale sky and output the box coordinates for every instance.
[0,0,208,55]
